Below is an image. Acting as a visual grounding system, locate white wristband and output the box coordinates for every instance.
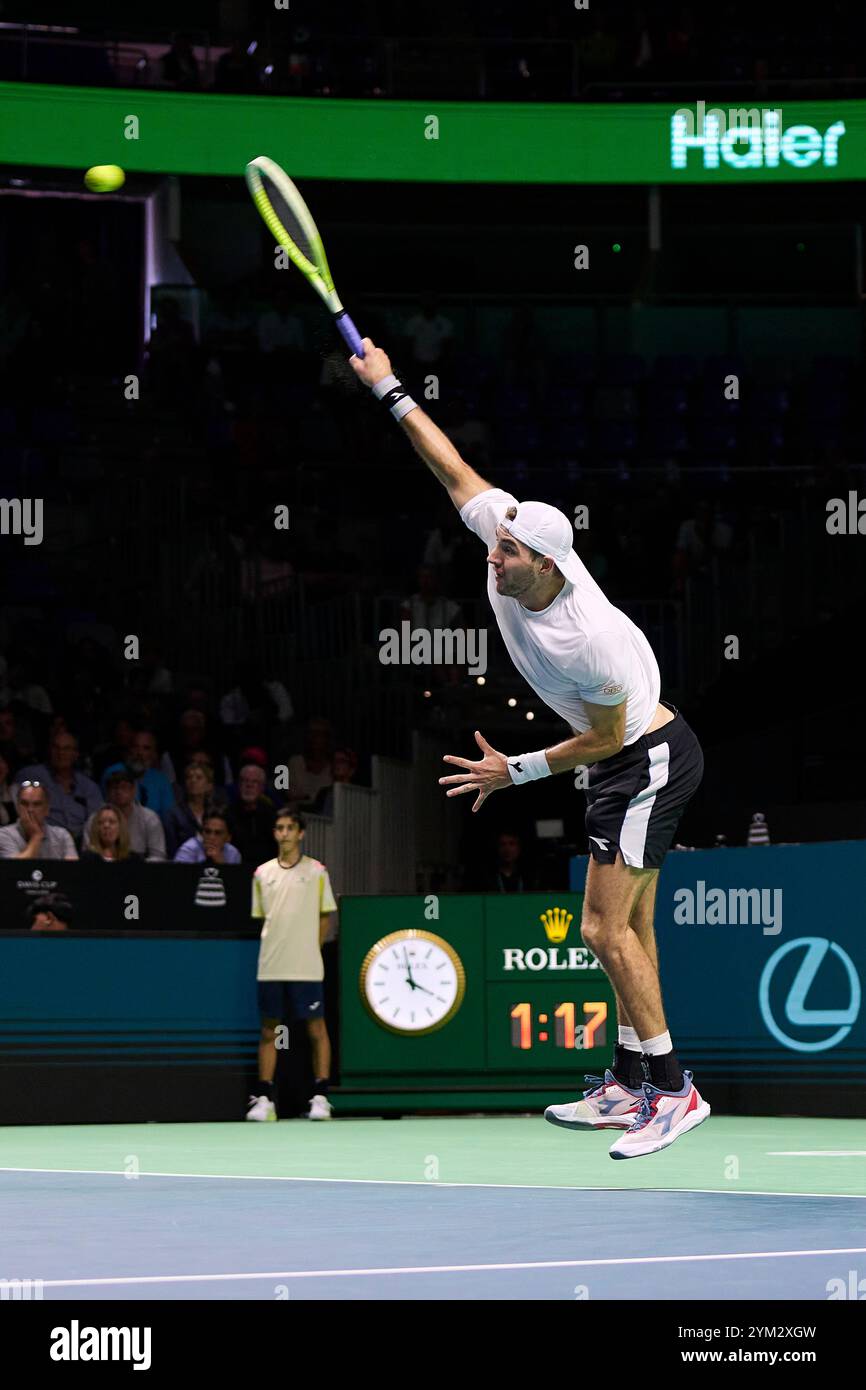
[372,373,401,399]
[507,749,551,785]
[371,372,419,421]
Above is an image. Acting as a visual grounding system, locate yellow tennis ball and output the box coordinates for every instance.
[84,164,125,193]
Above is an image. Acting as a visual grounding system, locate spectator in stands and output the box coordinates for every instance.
[440,398,492,472]
[103,728,175,823]
[162,708,232,791]
[401,564,462,631]
[91,714,137,782]
[311,747,359,816]
[82,768,166,861]
[5,652,53,717]
[577,15,619,79]
[228,763,277,865]
[219,662,294,744]
[164,761,216,856]
[672,500,733,593]
[28,892,74,932]
[184,749,231,805]
[747,812,770,846]
[0,743,18,825]
[403,297,454,368]
[174,810,242,864]
[16,731,102,844]
[287,717,335,811]
[214,37,260,93]
[480,830,534,893]
[0,705,35,763]
[257,282,306,383]
[0,782,78,860]
[160,32,201,89]
[82,805,141,863]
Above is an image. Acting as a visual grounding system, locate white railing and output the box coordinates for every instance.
[371,755,417,894]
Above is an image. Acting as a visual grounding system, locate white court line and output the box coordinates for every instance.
[768,1151,866,1157]
[1,1165,865,1199]
[35,1246,866,1289]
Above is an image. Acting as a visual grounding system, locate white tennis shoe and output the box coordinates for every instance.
[245,1094,277,1122]
[544,1070,644,1132]
[609,1071,710,1159]
[307,1094,333,1121]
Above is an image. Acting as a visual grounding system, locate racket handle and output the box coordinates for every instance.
[334,311,365,358]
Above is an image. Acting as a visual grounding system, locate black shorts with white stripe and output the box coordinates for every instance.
[584,701,704,870]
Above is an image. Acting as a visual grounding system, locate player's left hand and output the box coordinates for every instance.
[439,730,512,813]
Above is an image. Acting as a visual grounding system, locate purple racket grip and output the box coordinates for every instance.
[334,311,365,358]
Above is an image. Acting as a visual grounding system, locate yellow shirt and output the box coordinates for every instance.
[252,854,337,982]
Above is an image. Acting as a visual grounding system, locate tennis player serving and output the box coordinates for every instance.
[351,338,709,1160]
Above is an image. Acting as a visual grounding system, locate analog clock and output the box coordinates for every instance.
[359,929,466,1036]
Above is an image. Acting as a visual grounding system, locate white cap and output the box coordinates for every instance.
[499,501,583,584]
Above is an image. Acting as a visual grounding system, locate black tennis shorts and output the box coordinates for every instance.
[584,701,704,870]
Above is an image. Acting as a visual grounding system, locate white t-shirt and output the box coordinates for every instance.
[460,488,660,746]
[252,854,338,982]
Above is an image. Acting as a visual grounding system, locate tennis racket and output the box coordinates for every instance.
[245,155,365,358]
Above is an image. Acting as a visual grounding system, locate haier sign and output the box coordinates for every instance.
[671,105,846,172]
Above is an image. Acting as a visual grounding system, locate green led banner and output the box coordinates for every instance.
[2,83,866,184]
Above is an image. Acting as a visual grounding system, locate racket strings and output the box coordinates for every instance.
[265,183,317,265]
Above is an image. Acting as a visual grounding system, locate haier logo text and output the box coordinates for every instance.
[671,108,845,171]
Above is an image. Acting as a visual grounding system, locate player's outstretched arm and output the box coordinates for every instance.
[350,338,492,510]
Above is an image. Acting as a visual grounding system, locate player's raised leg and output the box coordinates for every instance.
[544,859,651,1132]
[579,855,710,1158]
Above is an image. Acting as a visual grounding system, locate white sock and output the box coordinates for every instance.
[617,1026,641,1052]
[640,1030,673,1056]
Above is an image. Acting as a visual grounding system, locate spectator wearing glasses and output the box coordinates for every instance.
[0,781,78,860]
[174,810,242,865]
[82,768,167,861]
[16,731,102,844]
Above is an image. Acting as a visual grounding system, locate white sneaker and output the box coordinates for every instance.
[609,1072,711,1159]
[544,1070,644,1131]
[307,1093,332,1121]
[245,1094,277,1122]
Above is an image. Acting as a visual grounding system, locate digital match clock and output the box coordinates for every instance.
[359,928,466,1036]
[509,1000,608,1050]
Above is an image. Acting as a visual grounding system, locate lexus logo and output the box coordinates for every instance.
[759,937,861,1053]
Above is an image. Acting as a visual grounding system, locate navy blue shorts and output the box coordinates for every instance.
[584,702,704,870]
[257,981,325,1022]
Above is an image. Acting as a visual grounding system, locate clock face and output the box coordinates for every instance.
[360,930,466,1035]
